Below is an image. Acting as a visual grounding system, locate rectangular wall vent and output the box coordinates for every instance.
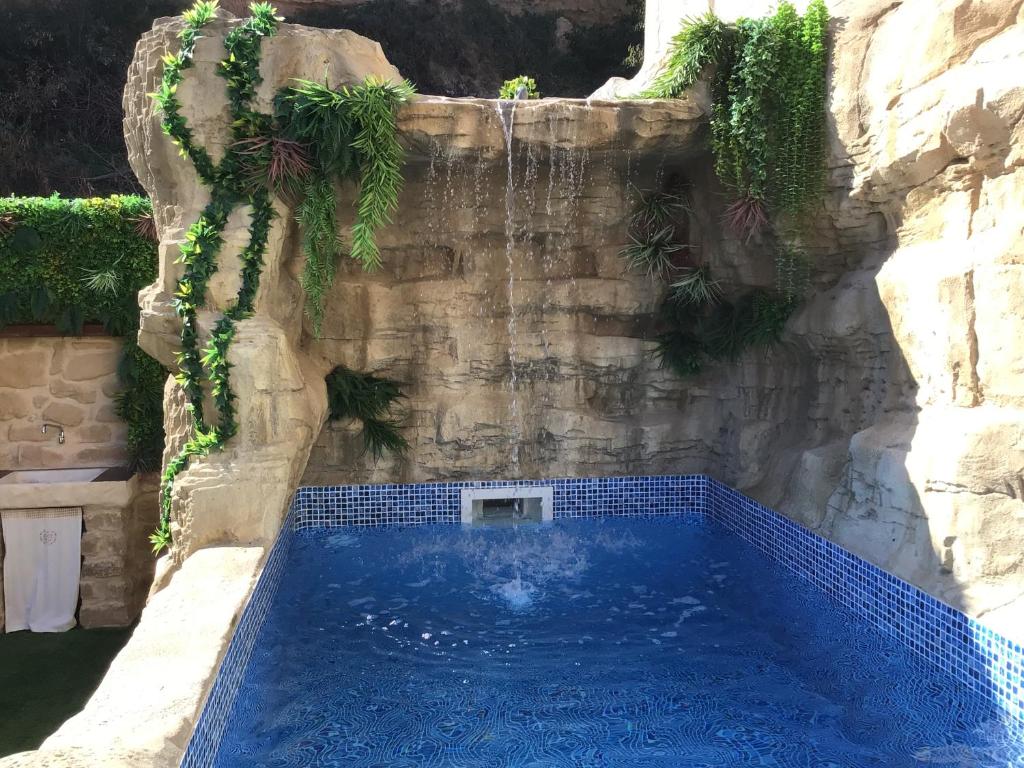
[460,486,553,525]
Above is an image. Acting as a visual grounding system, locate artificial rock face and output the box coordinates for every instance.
[124,0,1024,638]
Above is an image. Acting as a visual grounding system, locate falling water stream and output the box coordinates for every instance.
[495,99,522,476]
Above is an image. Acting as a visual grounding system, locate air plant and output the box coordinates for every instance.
[629,187,687,233]
[132,211,158,242]
[81,257,124,295]
[232,134,313,198]
[723,196,768,242]
[622,226,683,278]
[670,264,722,306]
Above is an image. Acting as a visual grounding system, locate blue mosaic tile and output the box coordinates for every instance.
[181,473,1024,767]
[180,505,296,768]
[706,478,1024,728]
[291,474,707,529]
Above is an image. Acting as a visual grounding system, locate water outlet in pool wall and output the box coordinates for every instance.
[460,486,553,525]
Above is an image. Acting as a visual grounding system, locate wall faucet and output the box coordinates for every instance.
[41,423,65,444]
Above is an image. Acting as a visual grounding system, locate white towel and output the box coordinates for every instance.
[2,507,81,633]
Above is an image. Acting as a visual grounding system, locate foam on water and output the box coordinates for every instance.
[212,518,1024,767]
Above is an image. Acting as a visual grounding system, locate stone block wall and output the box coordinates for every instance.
[0,334,158,631]
[79,477,160,628]
[0,336,129,470]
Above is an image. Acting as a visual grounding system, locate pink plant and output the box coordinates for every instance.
[233,136,313,198]
[723,196,768,242]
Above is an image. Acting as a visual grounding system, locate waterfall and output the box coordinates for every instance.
[495,99,522,475]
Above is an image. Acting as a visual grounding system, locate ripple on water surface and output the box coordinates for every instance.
[213,517,1024,768]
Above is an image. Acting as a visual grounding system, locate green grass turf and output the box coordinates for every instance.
[0,627,132,758]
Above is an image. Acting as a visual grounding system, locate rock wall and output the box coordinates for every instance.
[0,336,129,469]
[780,0,1024,641]
[125,1,1024,643]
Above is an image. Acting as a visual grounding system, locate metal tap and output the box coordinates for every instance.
[41,423,65,444]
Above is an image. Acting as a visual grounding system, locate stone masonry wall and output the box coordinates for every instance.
[0,334,157,631]
[0,336,129,470]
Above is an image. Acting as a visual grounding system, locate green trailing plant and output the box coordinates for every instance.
[326,365,409,460]
[151,0,282,553]
[275,76,415,333]
[0,194,166,470]
[642,1,829,232]
[498,75,540,100]
[150,1,412,552]
[633,2,829,376]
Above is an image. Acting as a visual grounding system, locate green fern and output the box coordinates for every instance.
[326,365,409,460]
[296,176,339,335]
[277,76,415,331]
[641,12,729,99]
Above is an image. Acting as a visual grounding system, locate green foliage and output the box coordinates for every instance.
[0,194,167,469]
[116,339,167,472]
[655,329,705,376]
[622,227,682,278]
[641,12,730,99]
[670,264,722,306]
[296,176,339,336]
[498,76,540,100]
[622,0,645,70]
[775,245,810,302]
[633,2,828,378]
[276,76,415,331]
[151,1,282,553]
[620,189,688,279]
[326,365,409,461]
[642,1,829,225]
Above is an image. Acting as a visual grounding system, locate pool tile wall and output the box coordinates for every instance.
[181,474,1024,767]
[291,474,708,528]
[181,506,296,768]
[707,479,1024,728]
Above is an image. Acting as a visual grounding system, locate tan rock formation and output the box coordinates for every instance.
[774,0,1024,640]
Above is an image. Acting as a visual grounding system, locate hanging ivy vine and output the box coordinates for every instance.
[150,0,413,552]
[643,1,829,230]
[629,1,827,377]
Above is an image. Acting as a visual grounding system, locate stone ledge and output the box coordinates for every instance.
[0,547,266,768]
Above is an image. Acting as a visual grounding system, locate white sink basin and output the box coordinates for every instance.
[0,468,106,485]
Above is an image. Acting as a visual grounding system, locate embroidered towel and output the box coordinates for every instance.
[2,507,82,633]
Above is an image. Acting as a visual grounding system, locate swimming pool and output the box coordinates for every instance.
[184,477,1024,767]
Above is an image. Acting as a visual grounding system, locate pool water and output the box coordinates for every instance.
[214,517,1024,767]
